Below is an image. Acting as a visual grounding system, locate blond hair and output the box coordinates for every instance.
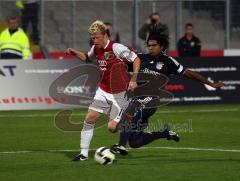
[88,20,107,34]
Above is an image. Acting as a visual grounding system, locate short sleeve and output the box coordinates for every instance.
[167,56,185,75]
[87,45,95,61]
[112,43,137,62]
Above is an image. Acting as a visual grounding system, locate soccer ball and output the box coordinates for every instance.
[94,147,115,165]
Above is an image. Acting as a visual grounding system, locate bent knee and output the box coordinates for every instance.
[85,110,100,124]
[129,140,141,148]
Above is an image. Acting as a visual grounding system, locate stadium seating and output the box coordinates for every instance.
[0,1,239,51]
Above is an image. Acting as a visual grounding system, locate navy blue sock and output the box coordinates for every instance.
[119,131,131,147]
[118,108,142,147]
[118,121,132,147]
[118,106,157,147]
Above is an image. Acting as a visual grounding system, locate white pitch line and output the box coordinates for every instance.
[0,151,33,154]
[155,108,239,114]
[0,108,238,118]
[48,149,79,152]
[0,113,86,118]
[1,146,240,154]
[137,146,240,153]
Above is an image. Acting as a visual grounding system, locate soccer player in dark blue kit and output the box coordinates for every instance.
[111,32,224,155]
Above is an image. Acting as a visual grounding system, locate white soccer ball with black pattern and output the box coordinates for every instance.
[94,147,115,165]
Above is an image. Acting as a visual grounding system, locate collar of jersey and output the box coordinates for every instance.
[104,40,110,49]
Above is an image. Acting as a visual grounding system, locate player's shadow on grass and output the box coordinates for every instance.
[127,154,170,159]
[64,150,134,160]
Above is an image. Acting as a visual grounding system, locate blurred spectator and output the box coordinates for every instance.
[178,23,201,57]
[138,12,169,52]
[232,0,240,31]
[105,22,120,43]
[0,16,31,59]
[89,22,120,46]
[16,0,39,44]
[139,12,169,40]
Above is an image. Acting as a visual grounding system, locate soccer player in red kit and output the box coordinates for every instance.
[65,20,141,161]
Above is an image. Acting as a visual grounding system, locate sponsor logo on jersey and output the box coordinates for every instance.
[143,68,160,75]
[98,60,107,70]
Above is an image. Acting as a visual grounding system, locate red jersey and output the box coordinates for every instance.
[88,40,137,94]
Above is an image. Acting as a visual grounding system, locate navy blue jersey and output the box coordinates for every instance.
[126,52,186,107]
[138,52,185,77]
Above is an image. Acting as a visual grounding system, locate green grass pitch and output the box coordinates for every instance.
[0,104,240,181]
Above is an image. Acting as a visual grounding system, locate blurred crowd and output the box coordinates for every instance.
[7,0,240,60]
[138,12,201,57]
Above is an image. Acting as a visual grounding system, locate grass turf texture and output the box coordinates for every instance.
[0,104,240,181]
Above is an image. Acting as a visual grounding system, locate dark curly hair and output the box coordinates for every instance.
[147,32,169,50]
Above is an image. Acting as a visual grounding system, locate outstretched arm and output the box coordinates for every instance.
[64,48,88,62]
[183,69,224,88]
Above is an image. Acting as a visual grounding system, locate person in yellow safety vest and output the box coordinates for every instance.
[0,16,31,60]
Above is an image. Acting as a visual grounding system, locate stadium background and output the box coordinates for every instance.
[1,0,240,52]
[0,1,240,181]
